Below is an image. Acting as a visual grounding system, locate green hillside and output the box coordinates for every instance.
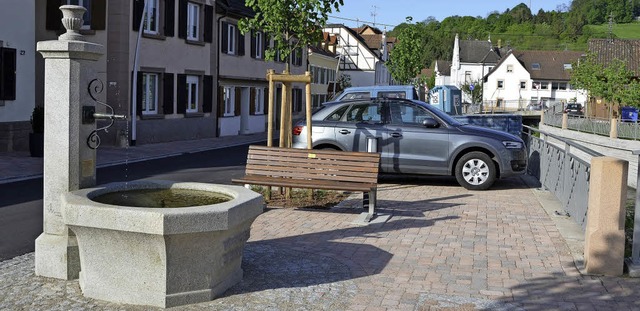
[585,22,640,39]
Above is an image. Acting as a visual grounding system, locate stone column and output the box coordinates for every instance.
[584,157,628,276]
[34,5,104,280]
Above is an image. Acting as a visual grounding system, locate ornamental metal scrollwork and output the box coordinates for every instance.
[86,78,127,149]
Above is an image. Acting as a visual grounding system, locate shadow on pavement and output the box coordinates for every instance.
[222,195,461,297]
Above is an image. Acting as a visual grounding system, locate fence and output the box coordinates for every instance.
[524,125,603,231]
[543,110,640,141]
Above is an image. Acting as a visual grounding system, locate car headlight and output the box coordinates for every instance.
[502,141,523,149]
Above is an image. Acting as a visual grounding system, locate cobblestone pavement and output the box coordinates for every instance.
[2,174,640,310]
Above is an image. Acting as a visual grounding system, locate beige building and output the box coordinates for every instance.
[3,0,314,149]
[216,0,307,136]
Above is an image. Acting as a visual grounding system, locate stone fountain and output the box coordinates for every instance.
[34,5,263,308]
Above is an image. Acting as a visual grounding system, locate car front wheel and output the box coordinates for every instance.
[455,152,496,190]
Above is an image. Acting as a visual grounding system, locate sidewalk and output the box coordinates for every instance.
[1,135,640,310]
[0,132,269,184]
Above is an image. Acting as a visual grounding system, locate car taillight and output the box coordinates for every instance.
[292,125,303,136]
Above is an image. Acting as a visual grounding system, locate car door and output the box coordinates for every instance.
[334,101,385,152]
[382,100,450,175]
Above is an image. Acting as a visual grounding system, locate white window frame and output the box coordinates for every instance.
[254,32,263,59]
[497,80,504,89]
[224,86,235,116]
[520,81,527,89]
[142,73,159,114]
[187,2,200,41]
[186,75,199,113]
[506,64,513,73]
[143,0,160,34]
[254,87,264,114]
[227,24,236,55]
[67,0,92,29]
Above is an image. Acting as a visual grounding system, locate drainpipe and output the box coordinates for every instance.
[215,1,228,137]
[131,0,149,146]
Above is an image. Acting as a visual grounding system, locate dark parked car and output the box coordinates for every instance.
[564,103,583,116]
[292,98,527,190]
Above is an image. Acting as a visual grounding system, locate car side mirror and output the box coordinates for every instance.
[422,118,440,128]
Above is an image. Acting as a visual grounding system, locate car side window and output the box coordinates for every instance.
[388,102,435,126]
[345,103,382,123]
[325,105,349,121]
[342,92,370,100]
[377,91,406,99]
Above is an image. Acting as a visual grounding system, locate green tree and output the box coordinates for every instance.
[238,0,343,68]
[460,79,483,104]
[571,53,640,116]
[387,17,425,84]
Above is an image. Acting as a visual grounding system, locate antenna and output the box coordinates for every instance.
[371,5,378,26]
[608,13,614,43]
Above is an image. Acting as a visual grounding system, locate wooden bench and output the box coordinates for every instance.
[232,145,380,219]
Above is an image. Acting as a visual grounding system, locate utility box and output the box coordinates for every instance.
[429,85,462,115]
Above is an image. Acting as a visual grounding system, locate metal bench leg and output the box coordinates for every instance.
[366,188,377,222]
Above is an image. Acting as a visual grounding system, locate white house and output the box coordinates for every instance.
[308,43,338,108]
[0,0,36,152]
[323,24,392,87]
[438,34,506,104]
[483,50,587,111]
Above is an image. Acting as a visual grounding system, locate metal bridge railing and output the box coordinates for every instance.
[523,125,603,231]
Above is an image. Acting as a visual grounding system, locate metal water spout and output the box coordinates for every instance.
[82,79,127,149]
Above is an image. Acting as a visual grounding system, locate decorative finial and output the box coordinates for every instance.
[58,5,86,41]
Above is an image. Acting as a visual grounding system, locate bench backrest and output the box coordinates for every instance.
[245,145,380,184]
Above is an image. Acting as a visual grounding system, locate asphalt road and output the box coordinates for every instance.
[0,143,250,261]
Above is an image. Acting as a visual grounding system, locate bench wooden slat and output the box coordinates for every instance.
[248,145,380,159]
[246,160,379,175]
[244,169,376,183]
[247,154,379,168]
[231,176,375,192]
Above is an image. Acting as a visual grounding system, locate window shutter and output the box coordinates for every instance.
[46,0,63,30]
[203,75,213,113]
[176,74,187,114]
[263,36,270,59]
[164,0,175,37]
[132,0,144,31]
[250,88,256,115]
[250,31,256,58]
[264,87,269,115]
[0,48,16,101]
[133,72,143,116]
[296,89,303,112]
[163,73,174,115]
[178,0,187,39]
[237,30,245,56]
[217,86,225,117]
[221,22,228,53]
[91,0,106,30]
[204,5,213,43]
[234,88,241,116]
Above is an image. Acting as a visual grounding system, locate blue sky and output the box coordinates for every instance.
[327,0,571,29]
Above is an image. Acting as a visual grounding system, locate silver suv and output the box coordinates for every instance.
[292,98,527,190]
